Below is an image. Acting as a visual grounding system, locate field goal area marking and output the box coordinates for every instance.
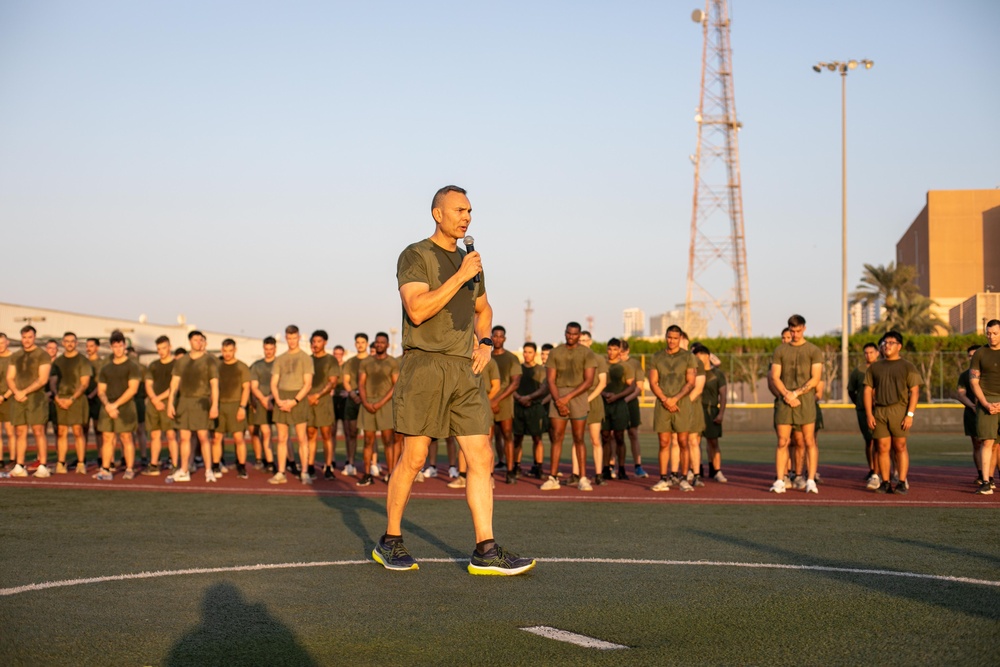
[520,625,627,650]
[3,557,999,598]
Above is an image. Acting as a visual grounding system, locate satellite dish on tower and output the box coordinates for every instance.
[691,9,705,23]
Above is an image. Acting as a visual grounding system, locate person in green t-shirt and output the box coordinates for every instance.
[601,338,634,482]
[956,345,983,484]
[269,325,314,486]
[166,330,220,484]
[307,330,341,480]
[579,331,608,487]
[93,330,143,481]
[768,314,824,495]
[340,333,370,478]
[249,336,278,472]
[143,335,177,475]
[52,332,92,474]
[513,342,548,479]
[5,325,53,478]
[693,343,728,483]
[84,337,106,465]
[0,333,14,470]
[647,325,698,492]
[619,341,648,478]
[356,333,400,486]
[489,325,522,484]
[374,185,534,577]
[848,342,881,487]
[212,339,251,479]
[968,319,1000,495]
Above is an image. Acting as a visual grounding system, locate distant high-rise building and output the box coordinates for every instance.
[650,306,707,340]
[848,297,885,334]
[622,308,645,338]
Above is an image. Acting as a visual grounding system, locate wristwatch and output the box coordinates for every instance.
[479,338,494,347]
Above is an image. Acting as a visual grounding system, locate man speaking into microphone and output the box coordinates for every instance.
[374,184,536,575]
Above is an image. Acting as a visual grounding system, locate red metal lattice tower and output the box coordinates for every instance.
[684,0,751,338]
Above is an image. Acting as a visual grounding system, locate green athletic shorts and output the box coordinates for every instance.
[773,392,817,427]
[688,398,706,435]
[602,399,629,432]
[393,349,491,439]
[176,396,213,432]
[494,395,514,423]
[273,389,309,426]
[0,397,10,422]
[872,403,908,439]
[145,398,175,432]
[250,398,273,427]
[976,396,1000,441]
[56,397,89,427]
[549,387,589,421]
[703,405,723,439]
[98,401,138,434]
[653,398,695,434]
[627,398,641,429]
[9,391,48,427]
[216,401,246,436]
[360,401,393,432]
[586,395,605,425]
[308,394,335,428]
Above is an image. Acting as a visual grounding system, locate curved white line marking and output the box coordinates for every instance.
[2,557,998,597]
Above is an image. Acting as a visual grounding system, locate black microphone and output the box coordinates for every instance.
[463,235,481,283]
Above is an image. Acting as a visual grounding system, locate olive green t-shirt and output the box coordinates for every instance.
[11,347,51,393]
[847,365,868,410]
[309,354,341,395]
[605,359,635,395]
[546,344,598,389]
[172,353,220,399]
[99,358,143,403]
[518,363,546,399]
[397,238,486,359]
[771,341,824,393]
[219,360,251,403]
[627,357,644,391]
[249,359,275,398]
[482,357,500,393]
[88,355,107,396]
[53,353,93,397]
[702,368,727,408]
[0,353,11,394]
[274,349,313,392]
[649,349,698,396]
[970,346,1000,395]
[359,355,399,400]
[591,353,609,390]
[341,356,366,392]
[864,358,921,407]
[492,350,520,391]
[145,358,175,396]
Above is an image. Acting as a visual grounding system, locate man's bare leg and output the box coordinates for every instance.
[775,424,793,482]
[587,422,603,479]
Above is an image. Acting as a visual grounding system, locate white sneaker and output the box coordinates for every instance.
[414,471,425,483]
[678,478,694,492]
[218,462,229,474]
[33,464,51,478]
[539,475,561,491]
[577,476,593,491]
[769,479,786,494]
[342,464,356,476]
[10,464,27,478]
[370,464,380,477]
[301,472,312,485]
[205,470,217,483]
[422,466,438,478]
[168,469,191,483]
[447,475,466,489]
[866,473,881,490]
[651,478,670,492]
[268,471,288,485]
[792,476,807,491]
[713,470,728,483]
[448,465,459,479]
[805,479,819,494]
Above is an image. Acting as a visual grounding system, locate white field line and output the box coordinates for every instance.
[520,626,627,650]
[2,557,999,598]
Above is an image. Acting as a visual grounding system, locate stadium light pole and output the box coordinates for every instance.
[813,59,873,403]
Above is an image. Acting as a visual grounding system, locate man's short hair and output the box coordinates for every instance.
[666,324,683,335]
[781,327,790,336]
[431,185,467,212]
[355,333,369,343]
[375,331,389,341]
[263,336,277,346]
[311,330,328,342]
[222,338,236,348]
[174,347,187,356]
[566,321,582,331]
[87,337,100,345]
[0,333,6,340]
[109,330,126,345]
[155,335,170,346]
[20,325,36,335]
[880,331,903,346]
[541,343,554,351]
[523,342,537,352]
[47,339,59,346]
[188,330,205,340]
[581,330,592,338]
[492,325,506,335]
[968,344,982,354]
[333,344,345,352]
[987,319,1000,330]
[608,338,621,347]
[691,343,710,355]
[863,342,878,352]
[63,331,76,339]
[621,340,630,352]
[787,314,806,327]
[285,325,299,335]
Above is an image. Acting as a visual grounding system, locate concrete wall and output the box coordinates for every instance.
[638,403,963,434]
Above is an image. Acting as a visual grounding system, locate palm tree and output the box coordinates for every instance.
[853,262,948,334]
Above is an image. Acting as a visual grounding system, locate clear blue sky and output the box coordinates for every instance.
[2,0,997,349]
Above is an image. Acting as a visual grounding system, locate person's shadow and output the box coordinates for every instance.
[165,581,317,666]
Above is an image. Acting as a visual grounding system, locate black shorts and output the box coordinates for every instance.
[627,399,641,429]
[513,402,545,438]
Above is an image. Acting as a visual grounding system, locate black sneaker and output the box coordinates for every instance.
[467,543,536,576]
[236,464,248,479]
[266,462,277,474]
[288,461,300,476]
[513,466,523,479]
[894,480,909,495]
[494,461,505,470]
[602,468,613,481]
[975,481,994,495]
[875,480,893,494]
[372,537,418,571]
[529,464,542,479]
[618,466,629,481]
[505,470,517,485]
[563,474,580,486]
[356,474,374,487]
[324,466,335,480]
[593,473,606,486]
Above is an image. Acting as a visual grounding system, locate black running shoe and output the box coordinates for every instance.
[894,480,909,495]
[513,466,523,479]
[563,474,580,486]
[288,461,300,476]
[505,470,517,485]
[372,537,418,571]
[875,480,893,494]
[618,466,629,480]
[467,544,536,576]
[324,466,334,480]
[236,464,248,479]
[976,481,994,495]
[602,468,613,481]
[593,474,606,486]
[530,464,542,479]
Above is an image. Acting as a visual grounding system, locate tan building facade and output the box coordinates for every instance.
[949,292,1000,335]
[896,189,1000,325]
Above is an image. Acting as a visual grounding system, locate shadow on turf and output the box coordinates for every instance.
[165,581,317,666]
[314,492,468,571]
[879,535,1000,569]
[689,528,1000,621]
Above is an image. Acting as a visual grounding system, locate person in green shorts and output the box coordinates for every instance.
[84,337,106,464]
[307,330,340,480]
[848,342,881,488]
[5,325,53,478]
[0,333,14,471]
[863,330,921,495]
[374,184,534,576]
[93,330,142,481]
[340,333,369,478]
[52,332,92,474]
[44,339,60,438]
[213,339,251,479]
[249,337,277,472]
[768,314,824,495]
[332,344,347,468]
[489,325,521,484]
[601,338,634,481]
[619,341,647,478]
[513,342,548,480]
[647,325,698,492]
[969,319,1000,495]
[167,330,220,484]
[269,325,314,485]
[956,345,984,485]
[356,332,400,485]
[143,335,177,475]
[693,343,728,483]
[578,331,607,488]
